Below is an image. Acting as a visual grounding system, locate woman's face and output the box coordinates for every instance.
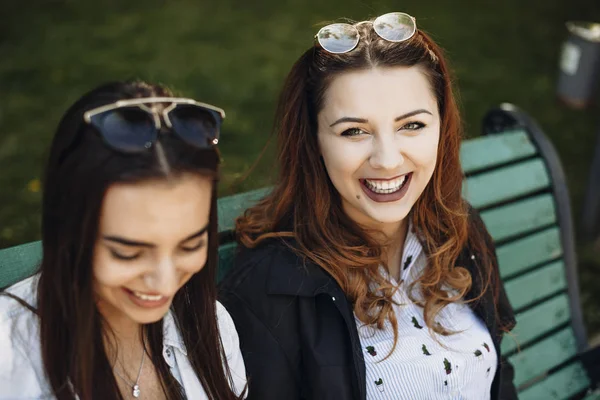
[93,173,212,327]
[317,66,440,233]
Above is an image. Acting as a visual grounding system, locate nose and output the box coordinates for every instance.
[369,133,404,170]
[143,256,179,295]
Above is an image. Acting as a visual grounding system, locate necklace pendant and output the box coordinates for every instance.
[132,384,140,398]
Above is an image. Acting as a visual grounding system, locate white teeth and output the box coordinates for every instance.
[364,175,408,194]
[132,291,164,301]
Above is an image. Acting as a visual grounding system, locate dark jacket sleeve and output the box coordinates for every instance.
[497,278,518,400]
[219,289,301,400]
[469,206,519,400]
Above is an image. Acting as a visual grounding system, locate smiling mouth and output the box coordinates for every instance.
[123,288,170,308]
[359,172,412,203]
[363,174,409,194]
[131,291,164,301]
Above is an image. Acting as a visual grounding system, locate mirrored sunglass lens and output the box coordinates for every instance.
[373,12,415,42]
[317,23,359,53]
[169,105,219,148]
[92,107,156,152]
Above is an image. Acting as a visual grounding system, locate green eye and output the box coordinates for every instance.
[402,121,426,130]
[341,128,367,137]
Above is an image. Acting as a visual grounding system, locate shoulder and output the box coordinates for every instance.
[462,204,517,329]
[218,238,333,340]
[219,238,309,298]
[215,301,248,396]
[0,276,46,397]
[216,301,237,338]
[0,275,39,320]
[458,203,496,267]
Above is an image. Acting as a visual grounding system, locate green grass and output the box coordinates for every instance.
[1,1,600,332]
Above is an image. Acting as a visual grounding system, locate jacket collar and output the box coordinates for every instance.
[262,235,499,325]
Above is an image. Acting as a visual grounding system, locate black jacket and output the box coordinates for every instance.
[219,211,518,399]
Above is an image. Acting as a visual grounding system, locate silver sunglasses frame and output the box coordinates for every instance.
[84,97,225,143]
[315,12,417,54]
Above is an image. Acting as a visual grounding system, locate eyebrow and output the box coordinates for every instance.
[329,109,433,127]
[102,224,209,248]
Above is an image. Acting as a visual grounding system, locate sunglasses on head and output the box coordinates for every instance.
[315,12,417,54]
[83,97,225,153]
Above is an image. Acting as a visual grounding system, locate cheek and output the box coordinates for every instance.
[320,138,367,180]
[410,132,440,173]
[93,250,139,288]
[180,248,209,275]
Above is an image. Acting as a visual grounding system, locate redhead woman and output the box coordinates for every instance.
[219,12,517,400]
[0,81,247,399]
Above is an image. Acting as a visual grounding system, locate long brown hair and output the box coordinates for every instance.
[237,22,500,347]
[3,81,244,399]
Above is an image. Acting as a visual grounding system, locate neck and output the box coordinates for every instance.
[97,303,145,364]
[379,220,409,282]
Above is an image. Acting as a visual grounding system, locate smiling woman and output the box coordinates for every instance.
[219,11,517,400]
[317,66,440,239]
[0,81,247,400]
[94,175,212,327]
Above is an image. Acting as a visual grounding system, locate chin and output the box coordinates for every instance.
[370,214,409,225]
[129,306,172,325]
[365,205,412,225]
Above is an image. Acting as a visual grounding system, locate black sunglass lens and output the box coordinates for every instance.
[91,107,156,152]
[169,105,219,148]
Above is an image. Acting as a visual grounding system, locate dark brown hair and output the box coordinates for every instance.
[3,81,244,399]
[237,22,502,349]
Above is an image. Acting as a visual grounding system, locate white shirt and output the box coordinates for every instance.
[355,226,497,400]
[0,275,247,399]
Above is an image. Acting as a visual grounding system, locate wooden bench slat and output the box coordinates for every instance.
[501,294,570,354]
[463,158,551,209]
[503,260,567,311]
[480,194,557,242]
[519,361,590,400]
[497,227,562,279]
[460,129,537,174]
[217,187,271,233]
[509,327,578,388]
[0,241,41,288]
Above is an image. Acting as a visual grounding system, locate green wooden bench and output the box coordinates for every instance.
[1,104,598,399]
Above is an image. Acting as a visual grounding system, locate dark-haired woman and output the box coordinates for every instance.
[220,13,517,400]
[0,81,247,399]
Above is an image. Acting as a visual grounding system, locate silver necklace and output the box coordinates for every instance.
[113,349,145,398]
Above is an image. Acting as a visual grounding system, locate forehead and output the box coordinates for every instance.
[99,174,213,241]
[321,66,438,119]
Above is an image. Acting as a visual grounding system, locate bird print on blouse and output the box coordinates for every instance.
[374,378,384,392]
[422,344,431,356]
[411,316,423,329]
[443,358,452,375]
[367,346,377,357]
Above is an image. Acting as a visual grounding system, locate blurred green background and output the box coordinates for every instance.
[1,0,600,334]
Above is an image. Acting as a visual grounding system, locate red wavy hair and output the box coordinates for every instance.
[237,23,498,349]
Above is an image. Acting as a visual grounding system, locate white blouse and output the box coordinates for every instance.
[355,225,497,400]
[0,275,247,399]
